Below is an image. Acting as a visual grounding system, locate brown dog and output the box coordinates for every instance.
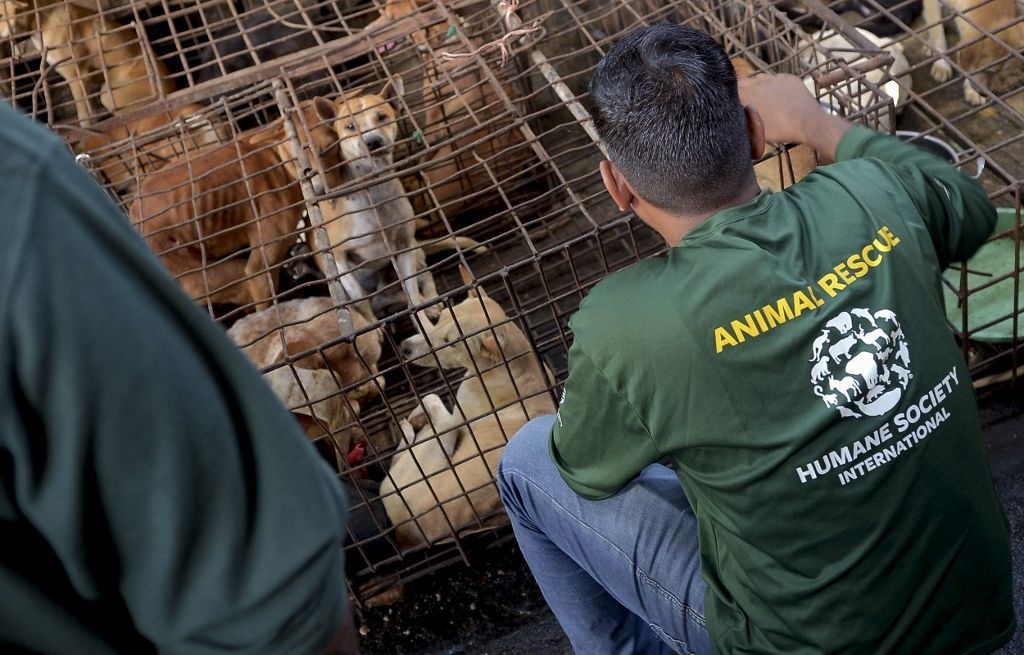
[924,0,1024,105]
[0,0,175,126]
[261,366,364,462]
[227,296,384,405]
[381,279,555,547]
[129,100,340,310]
[74,105,227,194]
[732,57,818,192]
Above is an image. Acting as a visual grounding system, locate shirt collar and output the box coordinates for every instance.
[676,190,775,246]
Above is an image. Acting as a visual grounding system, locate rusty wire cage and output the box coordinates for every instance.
[779,0,1024,387]
[4,0,1016,608]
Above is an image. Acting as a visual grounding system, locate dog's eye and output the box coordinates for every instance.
[345,123,355,131]
[376,113,387,122]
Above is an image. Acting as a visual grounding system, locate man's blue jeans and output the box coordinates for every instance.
[497,415,713,655]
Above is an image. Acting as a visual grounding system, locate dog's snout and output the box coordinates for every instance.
[365,135,386,152]
[401,341,415,358]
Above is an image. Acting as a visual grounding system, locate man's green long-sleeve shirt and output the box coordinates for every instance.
[553,127,1013,654]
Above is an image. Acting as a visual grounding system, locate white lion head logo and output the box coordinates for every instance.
[809,308,912,418]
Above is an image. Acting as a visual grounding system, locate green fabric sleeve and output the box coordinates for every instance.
[549,337,660,500]
[834,125,996,266]
[6,137,347,654]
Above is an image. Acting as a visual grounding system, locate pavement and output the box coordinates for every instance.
[359,384,1024,654]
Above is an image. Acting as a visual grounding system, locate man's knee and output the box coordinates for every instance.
[499,414,557,521]
[500,414,557,475]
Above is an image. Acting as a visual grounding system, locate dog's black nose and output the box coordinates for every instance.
[365,135,385,152]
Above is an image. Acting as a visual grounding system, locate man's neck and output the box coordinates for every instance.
[643,179,762,246]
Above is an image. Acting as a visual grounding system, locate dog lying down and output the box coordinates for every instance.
[261,366,363,459]
[380,276,555,547]
[226,296,384,405]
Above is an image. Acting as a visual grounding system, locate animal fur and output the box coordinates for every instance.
[375,0,530,220]
[381,282,555,547]
[73,104,227,194]
[227,296,384,404]
[129,100,340,310]
[313,83,441,318]
[0,0,174,125]
[195,5,327,84]
[262,366,364,459]
[924,0,1024,105]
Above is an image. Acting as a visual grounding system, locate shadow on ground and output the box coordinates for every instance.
[359,385,1024,655]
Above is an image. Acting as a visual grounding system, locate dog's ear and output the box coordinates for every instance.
[380,75,405,101]
[474,322,525,365]
[460,265,491,299]
[476,329,504,365]
[314,97,338,123]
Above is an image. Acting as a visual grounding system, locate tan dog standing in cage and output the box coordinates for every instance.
[924,0,1024,104]
[129,100,340,310]
[382,276,555,547]
[313,80,442,318]
[0,0,175,125]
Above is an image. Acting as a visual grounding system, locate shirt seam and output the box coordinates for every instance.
[575,342,662,460]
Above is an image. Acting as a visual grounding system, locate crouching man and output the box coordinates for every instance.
[498,23,1013,655]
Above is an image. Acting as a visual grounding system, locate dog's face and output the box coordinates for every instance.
[314,83,401,165]
[401,289,528,371]
[0,0,30,37]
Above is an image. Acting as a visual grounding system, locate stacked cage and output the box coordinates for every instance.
[779,0,1024,386]
[1,0,906,604]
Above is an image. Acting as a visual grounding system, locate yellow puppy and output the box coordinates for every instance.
[383,277,555,548]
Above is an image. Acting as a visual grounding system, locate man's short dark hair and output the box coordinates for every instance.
[589,24,752,215]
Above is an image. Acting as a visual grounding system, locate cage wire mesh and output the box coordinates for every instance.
[779,0,1024,385]
[1,0,1018,604]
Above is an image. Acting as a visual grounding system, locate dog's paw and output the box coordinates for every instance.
[963,80,986,106]
[423,303,442,321]
[398,419,416,447]
[407,405,428,431]
[930,59,953,83]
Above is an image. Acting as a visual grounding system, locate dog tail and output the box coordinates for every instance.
[421,236,487,256]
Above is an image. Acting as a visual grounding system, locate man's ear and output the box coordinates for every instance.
[599,160,635,212]
[745,105,766,161]
[314,97,338,123]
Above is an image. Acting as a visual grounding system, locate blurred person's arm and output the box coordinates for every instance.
[3,111,350,654]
